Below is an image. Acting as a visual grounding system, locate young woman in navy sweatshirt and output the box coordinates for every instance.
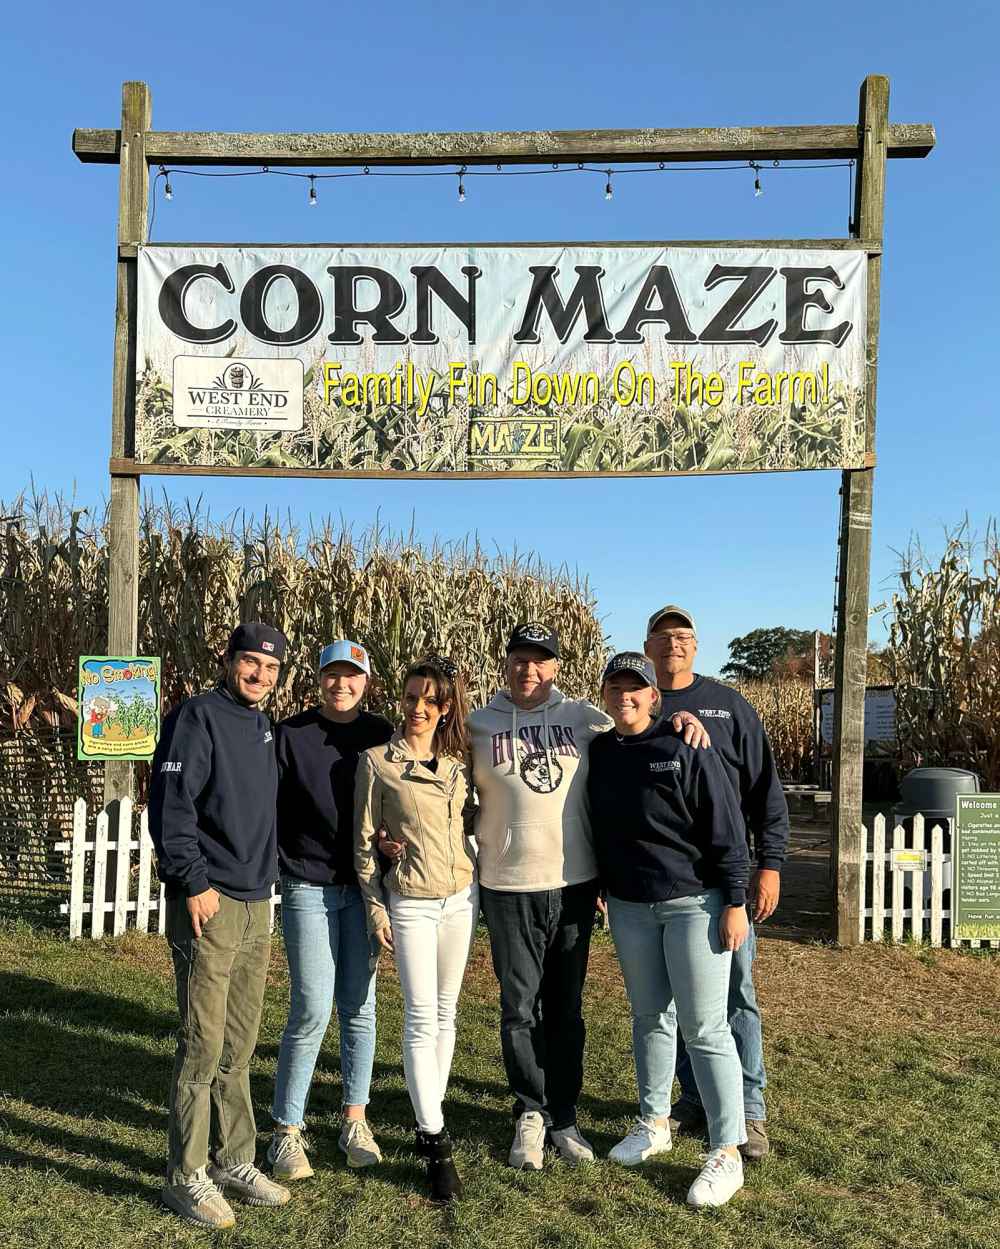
[267,641,393,1183]
[587,653,750,1210]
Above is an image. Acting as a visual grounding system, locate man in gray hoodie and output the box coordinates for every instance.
[470,623,707,1171]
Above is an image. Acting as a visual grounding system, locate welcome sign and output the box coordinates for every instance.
[136,244,867,476]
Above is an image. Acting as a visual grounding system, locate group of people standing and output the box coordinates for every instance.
[148,606,789,1229]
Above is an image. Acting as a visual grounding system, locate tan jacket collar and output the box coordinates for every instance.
[384,731,461,781]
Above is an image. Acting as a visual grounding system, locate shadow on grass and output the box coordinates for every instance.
[0,1146,163,1209]
[0,1110,162,1183]
[0,972,176,1037]
[0,980,172,1128]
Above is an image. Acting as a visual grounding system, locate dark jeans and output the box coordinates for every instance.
[674,918,768,1120]
[480,879,598,1131]
[165,893,271,1182]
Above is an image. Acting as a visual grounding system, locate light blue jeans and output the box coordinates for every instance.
[271,878,377,1126]
[674,918,767,1120]
[608,890,747,1149]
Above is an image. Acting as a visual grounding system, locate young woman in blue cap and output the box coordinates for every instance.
[267,641,393,1182]
[587,652,750,1210]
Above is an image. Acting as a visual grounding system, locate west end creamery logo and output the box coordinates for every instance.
[172,356,304,431]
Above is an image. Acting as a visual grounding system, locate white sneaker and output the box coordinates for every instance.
[686,1148,745,1208]
[509,1111,546,1170]
[608,1117,672,1166]
[548,1123,595,1164]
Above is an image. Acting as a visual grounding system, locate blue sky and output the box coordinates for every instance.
[2,1,996,675]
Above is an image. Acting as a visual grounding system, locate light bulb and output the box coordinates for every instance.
[309,178,317,206]
[458,177,466,203]
[164,179,173,201]
[754,174,763,198]
[604,177,613,201]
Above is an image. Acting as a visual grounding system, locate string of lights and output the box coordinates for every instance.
[148,158,855,239]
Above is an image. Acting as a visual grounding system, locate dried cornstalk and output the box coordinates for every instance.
[0,488,608,725]
[885,522,1000,789]
[734,678,814,782]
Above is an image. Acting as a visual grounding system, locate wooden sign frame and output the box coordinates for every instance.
[74,78,935,944]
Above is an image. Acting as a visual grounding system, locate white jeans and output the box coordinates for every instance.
[388,883,479,1133]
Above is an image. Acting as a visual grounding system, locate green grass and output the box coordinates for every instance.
[2,922,999,1249]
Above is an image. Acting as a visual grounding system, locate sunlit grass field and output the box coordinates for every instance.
[2,922,998,1249]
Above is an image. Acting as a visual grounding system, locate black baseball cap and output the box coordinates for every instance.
[506,622,560,659]
[226,621,287,662]
[601,652,657,687]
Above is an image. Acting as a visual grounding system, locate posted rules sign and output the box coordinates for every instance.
[953,794,1000,941]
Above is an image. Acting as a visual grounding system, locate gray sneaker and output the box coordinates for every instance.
[509,1111,546,1171]
[339,1118,382,1168]
[740,1119,770,1161]
[208,1161,291,1207]
[268,1127,314,1181]
[548,1124,595,1164]
[160,1167,236,1228]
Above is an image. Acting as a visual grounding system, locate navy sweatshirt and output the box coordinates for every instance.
[587,714,750,907]
[148,685,278,901]
[659,676,789,871]
[275,708,394,886]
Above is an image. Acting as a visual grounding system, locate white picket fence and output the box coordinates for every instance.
[54,800,997,949]
[55,798,280,939]
[858,813,999,949]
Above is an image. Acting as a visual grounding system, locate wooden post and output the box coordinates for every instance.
[830,75,889,945]
[104,82,150,808]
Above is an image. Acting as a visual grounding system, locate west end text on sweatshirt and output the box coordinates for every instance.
[587,714,750,907]
[658,676,789,870]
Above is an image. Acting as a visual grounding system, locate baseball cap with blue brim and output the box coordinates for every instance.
[318,640,371,675]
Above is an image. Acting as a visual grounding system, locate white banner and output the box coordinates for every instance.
[136,243,867,475]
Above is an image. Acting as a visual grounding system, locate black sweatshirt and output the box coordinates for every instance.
[659,676,789,871]
[587,714,750,907]
[275,708,394,886]
[148,685,278,901]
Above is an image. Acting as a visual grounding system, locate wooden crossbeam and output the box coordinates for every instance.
[73,122,935,167]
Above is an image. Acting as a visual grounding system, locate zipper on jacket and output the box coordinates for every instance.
[447,787,456,890]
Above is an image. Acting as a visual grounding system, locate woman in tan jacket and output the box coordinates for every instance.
[354,656,475,1202]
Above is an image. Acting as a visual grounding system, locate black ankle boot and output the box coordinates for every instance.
[414,1128,463,1202]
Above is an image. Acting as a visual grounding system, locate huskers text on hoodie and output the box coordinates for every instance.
[148,686,279,901]
[468,687,612,892]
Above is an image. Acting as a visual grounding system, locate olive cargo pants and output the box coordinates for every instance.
[165,893,271,1183]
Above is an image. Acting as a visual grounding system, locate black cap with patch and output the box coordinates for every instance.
[506,622,560,659]
[226,622,287,663]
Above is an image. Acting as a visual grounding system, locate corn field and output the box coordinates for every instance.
[734,678,814,783]
[0,488,609,729]
[884,522,1000,790]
